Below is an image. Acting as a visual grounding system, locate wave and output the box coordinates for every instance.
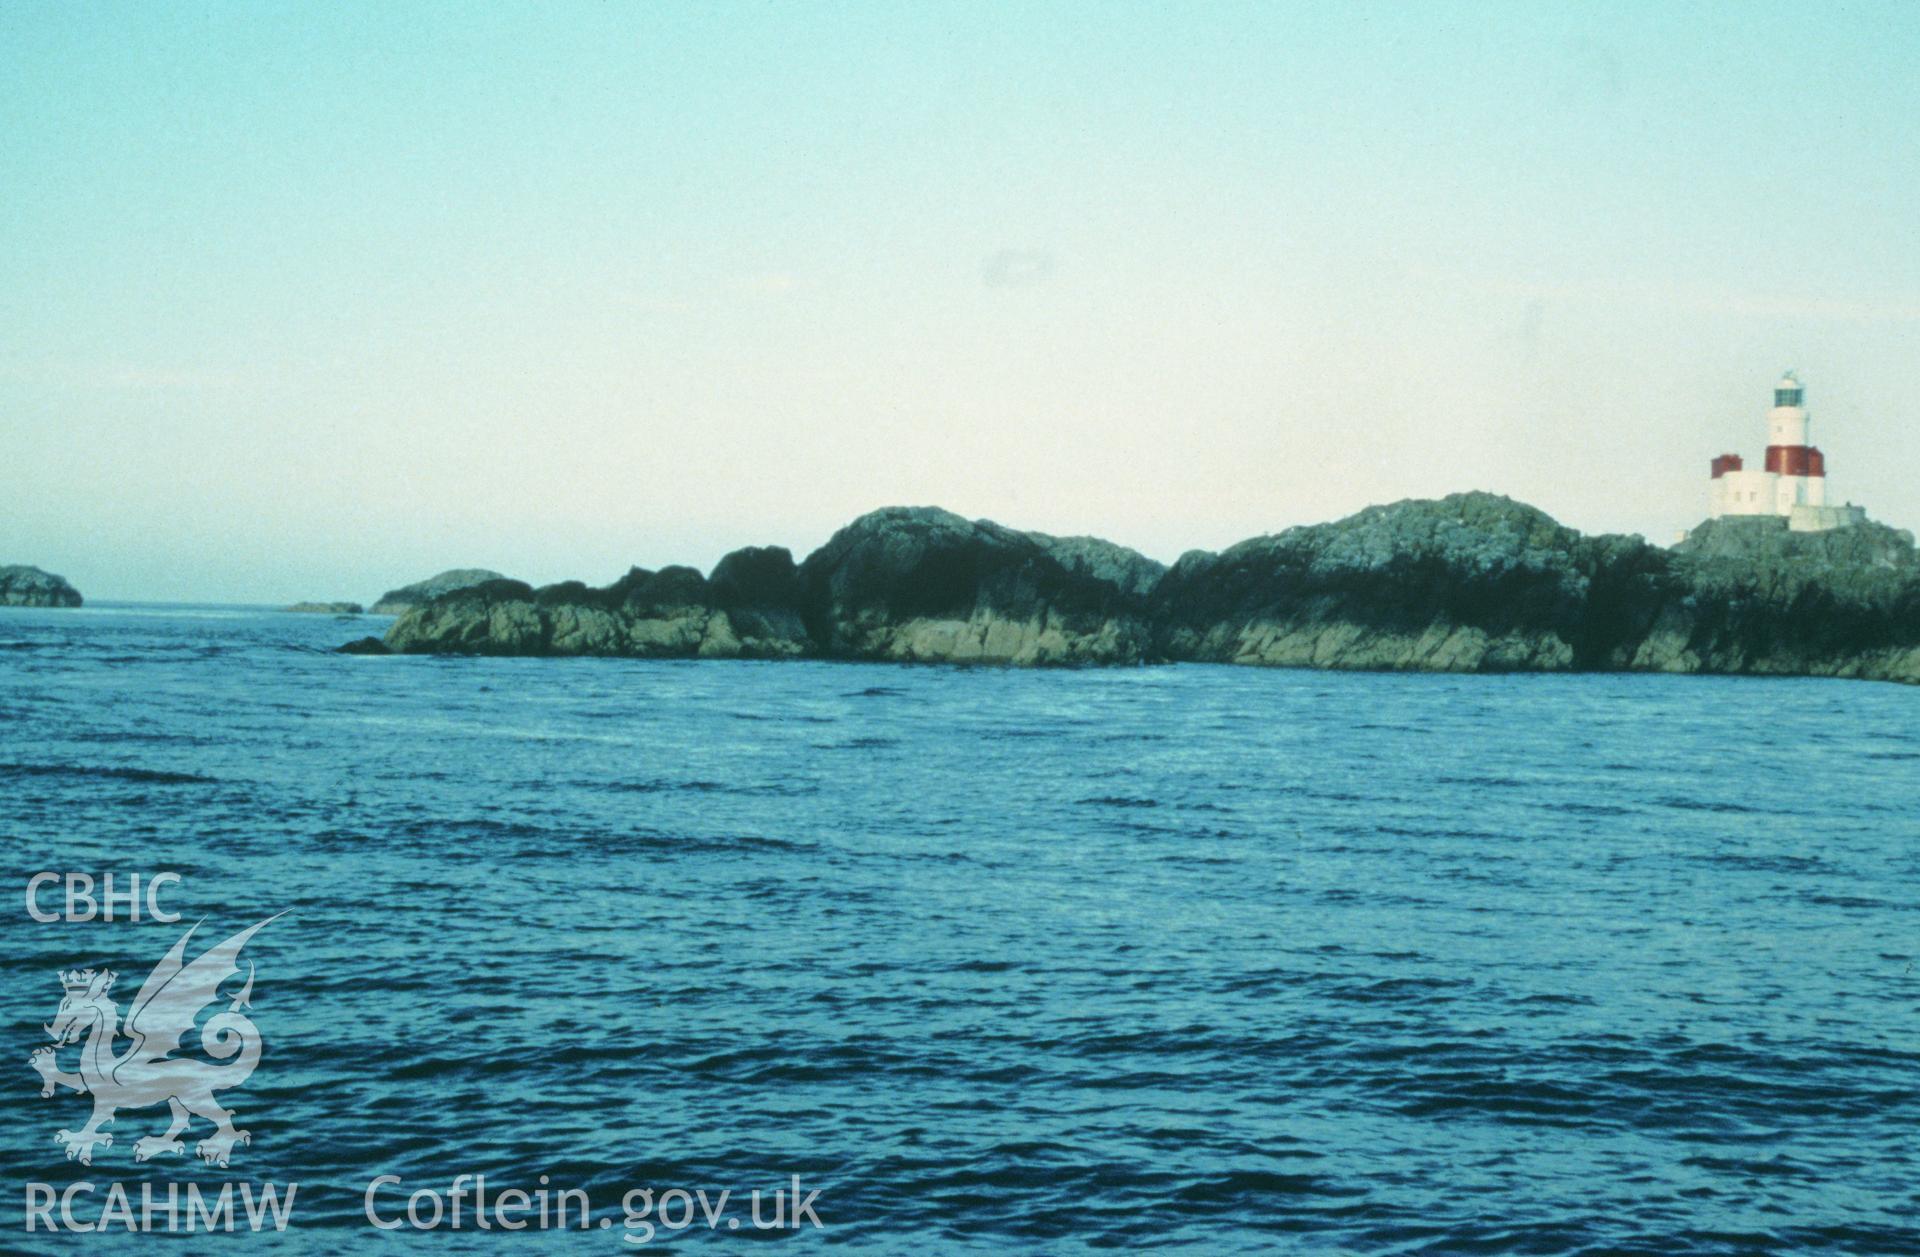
[0,761,216,784]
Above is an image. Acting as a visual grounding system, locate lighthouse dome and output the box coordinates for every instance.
[1774,370,1804,408]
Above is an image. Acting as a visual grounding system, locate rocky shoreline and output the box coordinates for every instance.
[0,565,83,608]
[347,494,1920,685]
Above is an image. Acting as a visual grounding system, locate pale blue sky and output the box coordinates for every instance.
[4,2,1918,601]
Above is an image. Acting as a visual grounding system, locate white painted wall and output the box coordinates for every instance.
[1775,473,1802,513]
[1789,503,1865,532]
[1767,404,1810,447]
[1711,468,1778,517]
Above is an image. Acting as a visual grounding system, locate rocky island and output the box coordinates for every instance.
[370,568,506,615]
[285,601,364,614]
[351,495,1920,686]
[0,565,83,607]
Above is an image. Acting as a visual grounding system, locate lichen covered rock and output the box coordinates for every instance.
[382,555,814,659]
[286,601,363,614]
[797,507,1155,665]
[364,496,1920,684]
[0,565,83,607]
[1149,493,1662,672]
[370,569,507,616]
[1644,516,1920,682]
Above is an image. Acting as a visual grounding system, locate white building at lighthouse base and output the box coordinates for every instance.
[1704,371,1866,533]
[1710,469,1864,531]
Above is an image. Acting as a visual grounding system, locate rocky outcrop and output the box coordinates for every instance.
[369,569,506,615]
[285,601,364,614]
[378,509,1158,664]
[361,497,1920,684]
[1151,493,1672,672]
[1672,514,1915,568]
[0,565,82,607]
[1636,516,1920,682]
[1152,494,1920,683]
[1024,531,1166,598]
[793,508,1155,664]
[706,546,812,656]
[382,552,813,659]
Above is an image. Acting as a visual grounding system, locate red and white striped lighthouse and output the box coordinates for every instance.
[1706,371,1863,531]
[1759,372,1825,504]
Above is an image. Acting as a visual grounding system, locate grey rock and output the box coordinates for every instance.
[376,510,1156,665]
[1673,514,1916,569]
[1152,493,1920,684]
[358,495,1920,684]
[1150,492,1634,672]
[382,555,813,659]
[0,565,83,608]
[706,547,811,656]
[285,601,364,614]
[1024,531,1167,598]
[1642,515,1920,682]
[797,507,1154,665]
[369,568,507,615]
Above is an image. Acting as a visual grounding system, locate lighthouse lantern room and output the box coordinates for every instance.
[1706,371,1866,532]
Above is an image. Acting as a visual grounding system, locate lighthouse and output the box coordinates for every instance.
[1706,371,1866,532]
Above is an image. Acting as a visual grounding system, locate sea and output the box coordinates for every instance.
[1,603,1916,1254]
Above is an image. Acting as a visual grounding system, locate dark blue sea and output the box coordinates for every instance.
[2,604,1917,1254]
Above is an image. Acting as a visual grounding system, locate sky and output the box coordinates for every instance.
[3,2,1919,602]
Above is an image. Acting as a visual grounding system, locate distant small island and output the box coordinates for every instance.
[0,565,83,608]
[339,494,1920,686]
[285,601,364,615]
[369,568,505,616]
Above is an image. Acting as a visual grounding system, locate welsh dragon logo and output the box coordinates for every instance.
[30,916,278,1168]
